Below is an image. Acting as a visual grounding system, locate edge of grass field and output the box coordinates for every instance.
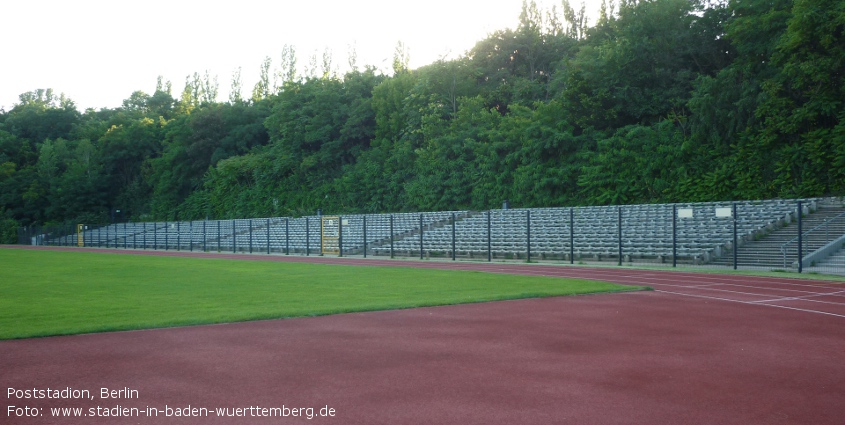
[13,286,649,341]
[0,248,650,340]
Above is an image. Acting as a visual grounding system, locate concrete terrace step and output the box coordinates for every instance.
[710,206,845,269]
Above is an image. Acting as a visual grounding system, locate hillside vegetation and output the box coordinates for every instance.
[1,0,842,236]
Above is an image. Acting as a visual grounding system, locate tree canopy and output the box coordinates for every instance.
[1,0,843,232]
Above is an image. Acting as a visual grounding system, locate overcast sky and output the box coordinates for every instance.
[2,0,601,111]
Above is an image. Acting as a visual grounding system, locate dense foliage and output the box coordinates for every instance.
[2,0,843,228]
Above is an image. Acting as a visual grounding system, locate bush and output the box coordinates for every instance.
[0,219,20,244]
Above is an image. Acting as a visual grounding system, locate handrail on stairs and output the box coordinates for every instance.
[781,210,845,268]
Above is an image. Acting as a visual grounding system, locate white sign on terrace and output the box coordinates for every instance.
[715,207,733,218]
[678,208,693,218]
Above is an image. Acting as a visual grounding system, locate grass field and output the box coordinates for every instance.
[0,249,645,339]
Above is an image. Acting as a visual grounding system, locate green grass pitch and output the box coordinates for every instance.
[0,249,646,339]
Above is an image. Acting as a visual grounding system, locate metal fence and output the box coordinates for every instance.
[17,197,845,275]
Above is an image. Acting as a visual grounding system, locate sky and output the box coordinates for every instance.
[1,0,602,111]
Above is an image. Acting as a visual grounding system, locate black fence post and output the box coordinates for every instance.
[798,200,803,273]
[285,218,289,255]
[165,222,170,251]
[733,203,738,270]
[419,213,424,260]
[617,207,623,266]
[267,218,271,255]
[98,225,101,248]
[487,211,492,262]
[176,221,181,251]
[203,220,207,252]
[154,223,158,250]
[451,212,456,261]
[672,205,677,268]
[570,208,575,264]
[232,220,237,253]
[319,215,324,256]
[339,216,344,257]
[363,215,368,258]
[389,214,394,259]
[249,219,253,254]
[306,217,310,256]
[526,210,532,263]
[124,222,127,250]
[217,221,221,252]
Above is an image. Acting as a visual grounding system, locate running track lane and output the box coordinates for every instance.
[2,246,844,424]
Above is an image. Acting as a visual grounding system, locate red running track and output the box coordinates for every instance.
[2,246,844,424]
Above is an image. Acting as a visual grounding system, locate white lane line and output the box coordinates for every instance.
[751,292,845,307]
[462,267,842,292]
[616,274,845,295]
[624,280,795,299]
[753,290,845,303]
[655,290,845,319]
[611,271,844,290]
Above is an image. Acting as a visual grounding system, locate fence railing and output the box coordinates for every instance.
[16,198,845,275]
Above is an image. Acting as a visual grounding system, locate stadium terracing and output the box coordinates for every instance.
[26,197,845,275]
